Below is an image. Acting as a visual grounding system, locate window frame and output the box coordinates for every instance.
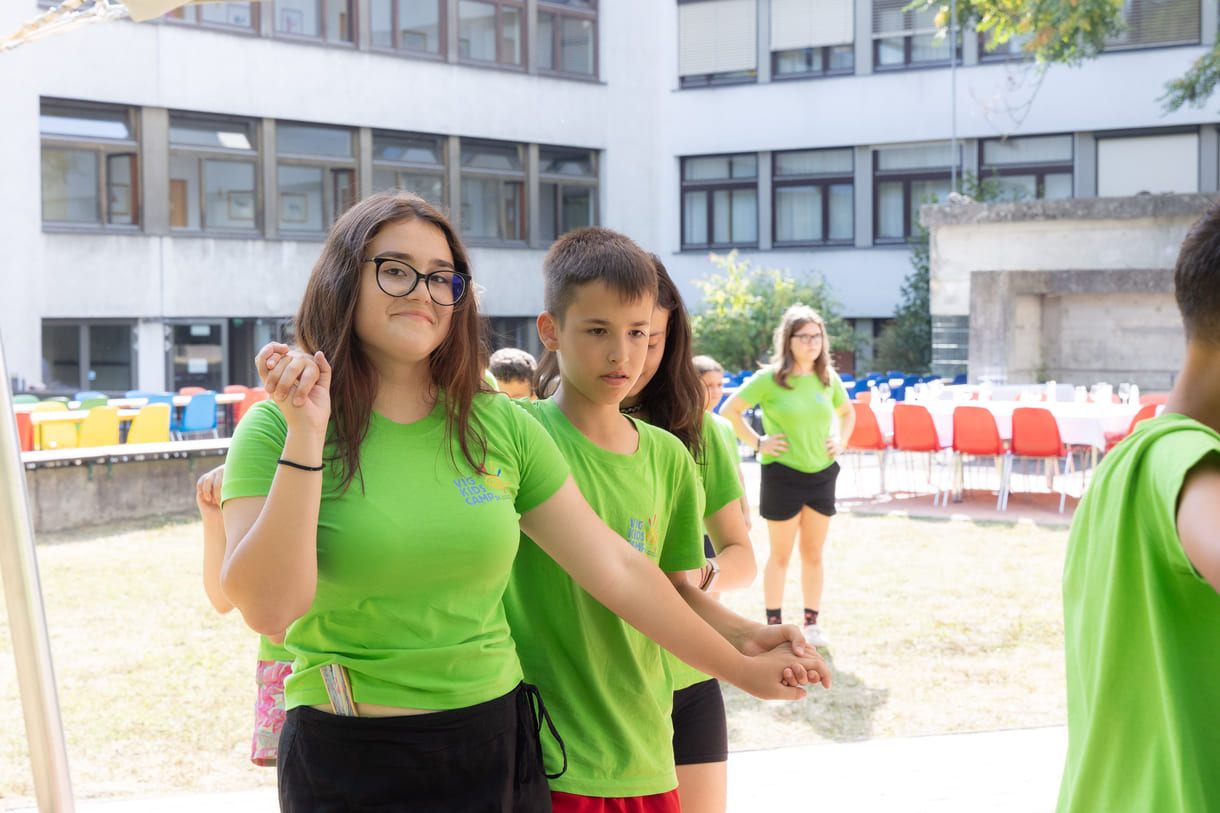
[680,153,760,251]
[371,130,448,207]
[977,135,1075,200]
[370,0,447,58]
[269,0,357,45]
[457,0,527,70]
[871,0,961,71]
[275,122,359,235]
[168,112,262,236]
[771,149,855,248]
[536,1,599,79]
[538,145,599,243]
[771,44,855,79]
[1104,0,1201,51]
[458,138,529,245]
[163,1,261,34]
[40,100,142,232]
[872,149,959,244]
[40,318,137,395]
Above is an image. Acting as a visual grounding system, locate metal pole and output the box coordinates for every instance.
[950,0,958,192]
[0,337,75,812]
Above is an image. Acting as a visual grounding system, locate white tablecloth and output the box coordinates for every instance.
[871,400,1143,451]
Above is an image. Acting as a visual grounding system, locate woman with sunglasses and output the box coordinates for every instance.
[219,193,828,811]
[720,304,854,648]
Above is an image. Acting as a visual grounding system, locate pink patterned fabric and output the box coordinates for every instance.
[251,659,292,766]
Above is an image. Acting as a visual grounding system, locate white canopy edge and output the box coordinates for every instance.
[0,0,239,52]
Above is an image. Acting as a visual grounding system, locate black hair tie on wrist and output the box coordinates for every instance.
[277,458,325,472]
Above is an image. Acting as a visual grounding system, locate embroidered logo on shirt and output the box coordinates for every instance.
[627,514,659,559]
[453,468,514,505]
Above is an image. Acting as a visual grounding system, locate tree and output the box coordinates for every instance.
[690,251,858,373]
[872,173,1020,376]
[914,0,1215,113]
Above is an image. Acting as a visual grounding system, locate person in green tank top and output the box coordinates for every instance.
[197,463,292,768]
[694,354,752,542]
[1057,203,1220,811]
[612,261,763,813]
[720,305,854,648]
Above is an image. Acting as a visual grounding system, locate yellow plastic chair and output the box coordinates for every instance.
[80,406,121,447]
[125,403,171,444]
[33,400,68,412]
[30,400,76,450]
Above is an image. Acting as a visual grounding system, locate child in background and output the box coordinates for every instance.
[508,228,826,812]
[196,464,292,767]
[694,354,752,536]
[489,346,537,399]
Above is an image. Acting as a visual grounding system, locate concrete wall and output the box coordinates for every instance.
[924,194,1211,388]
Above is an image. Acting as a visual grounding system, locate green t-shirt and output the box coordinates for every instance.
[667,411,747,693]
[257,634,292,663]
[222,395,570,712]
[1058,414,1220,812]
[503,399,705,797]
[710,411,740,467]
[733,368,847,473]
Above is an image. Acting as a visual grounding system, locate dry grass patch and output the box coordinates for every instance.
[1,512,1068,804]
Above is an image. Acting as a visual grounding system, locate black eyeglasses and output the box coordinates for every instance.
[363,257,471,306]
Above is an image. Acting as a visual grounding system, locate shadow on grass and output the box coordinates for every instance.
[725,649,890,746]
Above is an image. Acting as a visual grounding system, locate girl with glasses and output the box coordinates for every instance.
[217,193,828,811]
[720,304,855,649]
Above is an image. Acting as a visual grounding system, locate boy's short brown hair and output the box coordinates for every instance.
[541,227,657,323]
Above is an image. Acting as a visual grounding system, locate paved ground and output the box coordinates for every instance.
[32,725,1065,812]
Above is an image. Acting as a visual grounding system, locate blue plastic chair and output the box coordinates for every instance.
[174,391,218,439]
[74,390,106,401]
[951,373,968,386]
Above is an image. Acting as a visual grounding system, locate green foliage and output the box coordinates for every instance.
[690,251,858,373]
[872,173,1023,376]
[910,0,1217,113]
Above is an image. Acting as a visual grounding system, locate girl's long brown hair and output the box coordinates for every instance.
[634,256,705,462]
[770,304,835,390]
[294,193,491,493]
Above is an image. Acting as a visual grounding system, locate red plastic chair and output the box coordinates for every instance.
[892,404,945,501]
[1005,407,1073,513]
[845,401,891,494]
[854,391,871,404]
[951,406,1009,509]
[223,384,249,394]
[233,386,270,425]
[1138,392,1169,406]
[179,386,206,396]
[1102,403,1159,451]
[16,411,34,452]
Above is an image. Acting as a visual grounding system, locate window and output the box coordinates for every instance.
[873,143,961,242]
[681,154,758,249]
[372,132,447,205]
[41,321,134,393]
[458,0,525,68]
[679,0,758,87]
[1106,0,1199,49]
[771,0,854,78]
[872,0,959,69]
[978,30,1033,62]
[1096,131,1199,196]
[169,114,260,233]
[539,146,598,242]
[773,148,853,246]
[538,1,597,77]
[371,0,445,55]
[164,2,258,32]
[277,123,358,233]
[40,100,140,229]
[979,135,1074,200]
[271,0,354,42]
[460,140,526,242]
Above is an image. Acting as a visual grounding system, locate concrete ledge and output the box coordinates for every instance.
[22,440,230,533]
[921,192,1216,228]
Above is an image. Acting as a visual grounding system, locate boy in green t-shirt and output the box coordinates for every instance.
[1058,203,1220,811]
[502,227,830,812]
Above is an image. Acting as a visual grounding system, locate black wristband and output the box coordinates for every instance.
[277,458,325,472]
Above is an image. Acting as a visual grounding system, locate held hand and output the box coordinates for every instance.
[740,622,807,657]
[759,433,789,456]
[269,351,333,434]
[825,435,844,458]
[195,464,226,521]
[736,642,831,699]
[257,343,325,406]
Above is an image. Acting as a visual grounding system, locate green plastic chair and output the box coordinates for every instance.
[12,394,39,404]
[79,397,109,410]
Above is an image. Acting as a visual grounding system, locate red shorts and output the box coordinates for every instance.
[551,790,682,813]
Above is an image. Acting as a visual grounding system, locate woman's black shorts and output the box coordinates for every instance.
[671,678,728,765]
[277,683,557,812]
[759,460,840,521]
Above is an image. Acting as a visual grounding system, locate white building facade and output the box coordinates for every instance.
[1,0,1215,393]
